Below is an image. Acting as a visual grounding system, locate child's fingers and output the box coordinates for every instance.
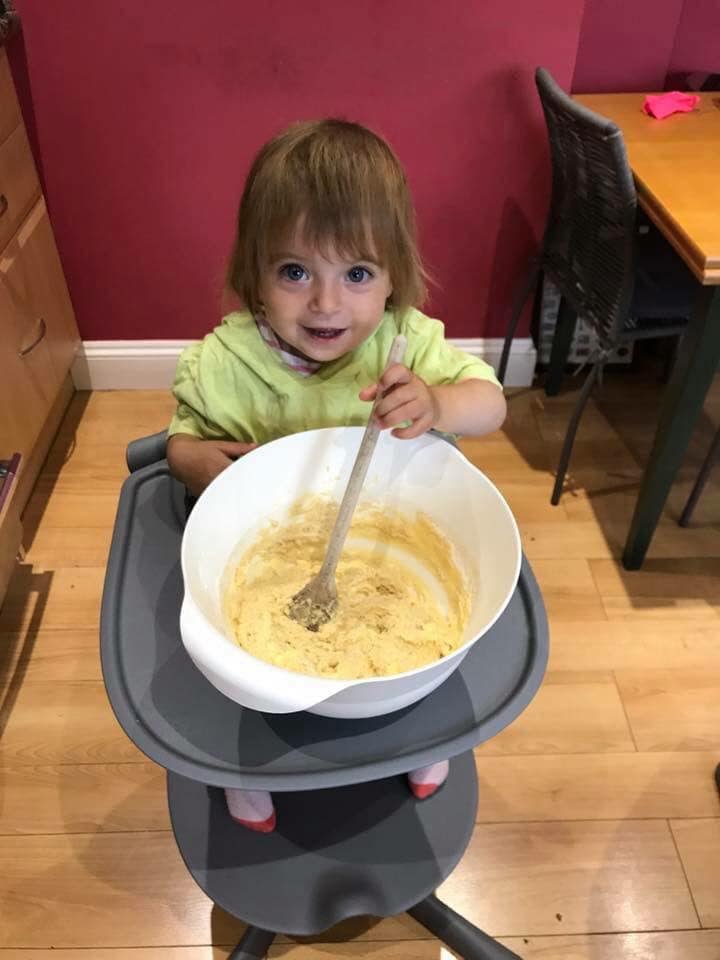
[374,383,418,421]
[376,397,426,430]
[391,414,435,440]
[362,367,413,406]
[359,384,379,402]
[214,441,258,459]
[379,363,412,391]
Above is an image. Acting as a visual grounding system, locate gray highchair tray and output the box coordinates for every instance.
[101,462,548,791]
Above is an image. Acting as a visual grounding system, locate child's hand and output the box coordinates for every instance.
[167,435,258,497]
[359,364,440,440]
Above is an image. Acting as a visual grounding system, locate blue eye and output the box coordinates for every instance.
[280,263,308,282]
[347,266,372,283]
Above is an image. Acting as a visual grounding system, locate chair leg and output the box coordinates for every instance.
[408,894,523,959]
[545,297,577,397]
[228,927,276,959]
[498,259,541,385]
[679,427,720,527]
[551,362,602,505]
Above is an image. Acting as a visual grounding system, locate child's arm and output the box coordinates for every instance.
[360,365,506,440]
[167,434,257,497]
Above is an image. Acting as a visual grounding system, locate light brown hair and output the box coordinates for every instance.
[227,119,427,314]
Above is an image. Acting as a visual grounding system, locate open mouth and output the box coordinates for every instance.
[303,326,347,341]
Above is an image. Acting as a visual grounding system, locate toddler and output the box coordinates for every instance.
[168,119,506,832]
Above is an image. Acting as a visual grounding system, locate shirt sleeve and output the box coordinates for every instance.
[402,310,502,389]
[168,340,228,440]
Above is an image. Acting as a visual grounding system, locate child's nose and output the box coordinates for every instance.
[309,279,341,315]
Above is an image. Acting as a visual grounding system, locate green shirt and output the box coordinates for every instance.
[169,308,501,444]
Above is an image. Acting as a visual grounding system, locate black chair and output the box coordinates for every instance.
[498,67,696,505]
[679,426,720,526]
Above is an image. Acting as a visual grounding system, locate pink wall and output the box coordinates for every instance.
[10,0,584,340]
[669,0,720,73]
[572,0,685,93]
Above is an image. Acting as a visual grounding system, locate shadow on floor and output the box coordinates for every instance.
[0,564,53,739]
[19,392,92,554]
[501,354,720,611]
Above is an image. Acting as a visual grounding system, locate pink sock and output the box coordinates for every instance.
[224,764,449,831]
[224,788,276,833]
[407,760,449,799]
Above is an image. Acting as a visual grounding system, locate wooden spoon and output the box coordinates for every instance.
[287,333,408,631]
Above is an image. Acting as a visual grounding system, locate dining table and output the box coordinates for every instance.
[574,91,720,569]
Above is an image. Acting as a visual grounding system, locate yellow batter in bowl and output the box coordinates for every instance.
[223,497,470,679]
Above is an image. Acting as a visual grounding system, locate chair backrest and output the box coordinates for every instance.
[536,67,638,346]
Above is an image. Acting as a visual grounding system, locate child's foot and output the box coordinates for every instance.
[224,788,276,833]
[407,760,449,800]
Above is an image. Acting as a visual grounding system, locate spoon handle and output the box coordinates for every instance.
[317,333,408,585]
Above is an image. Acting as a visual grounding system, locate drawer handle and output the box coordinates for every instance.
[0,452,21,515]
[18,317,47,357]
[0,194,7,218]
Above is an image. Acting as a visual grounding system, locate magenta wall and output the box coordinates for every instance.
[572,0,685,93]
[669,0,720,73]
[10,0,584,340]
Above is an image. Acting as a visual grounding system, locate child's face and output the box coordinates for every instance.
[259,230,393,362]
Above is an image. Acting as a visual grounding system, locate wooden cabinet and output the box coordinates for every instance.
[0,48,80,607]
[0,48,20,147]
[0,461,21,604]
[0,123,40,250]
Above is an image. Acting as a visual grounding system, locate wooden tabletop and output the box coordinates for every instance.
[575,92,720,285]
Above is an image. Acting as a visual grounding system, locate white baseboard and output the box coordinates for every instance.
[71,341,194,391]
[71,337,535,390]
[452,338,536,388]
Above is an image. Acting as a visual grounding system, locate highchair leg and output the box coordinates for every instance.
[409,894,523,959]
[228,926,276,959]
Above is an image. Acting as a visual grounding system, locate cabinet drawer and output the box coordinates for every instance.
[0,284,52,462]
[0,50,21,147]
[13,199,81,382]
[0,124,40,252]
[0,199,80,465]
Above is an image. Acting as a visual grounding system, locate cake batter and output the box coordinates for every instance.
[224,498,470,679]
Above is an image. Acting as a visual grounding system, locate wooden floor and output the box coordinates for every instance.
[1,371,719,958]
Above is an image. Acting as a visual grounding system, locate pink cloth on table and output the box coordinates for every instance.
[643,91,700,120]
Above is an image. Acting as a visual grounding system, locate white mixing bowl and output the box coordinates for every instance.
[180,427,521,719]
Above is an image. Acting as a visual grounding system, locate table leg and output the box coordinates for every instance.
[679,426,720,526]
[623,286,720,569]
